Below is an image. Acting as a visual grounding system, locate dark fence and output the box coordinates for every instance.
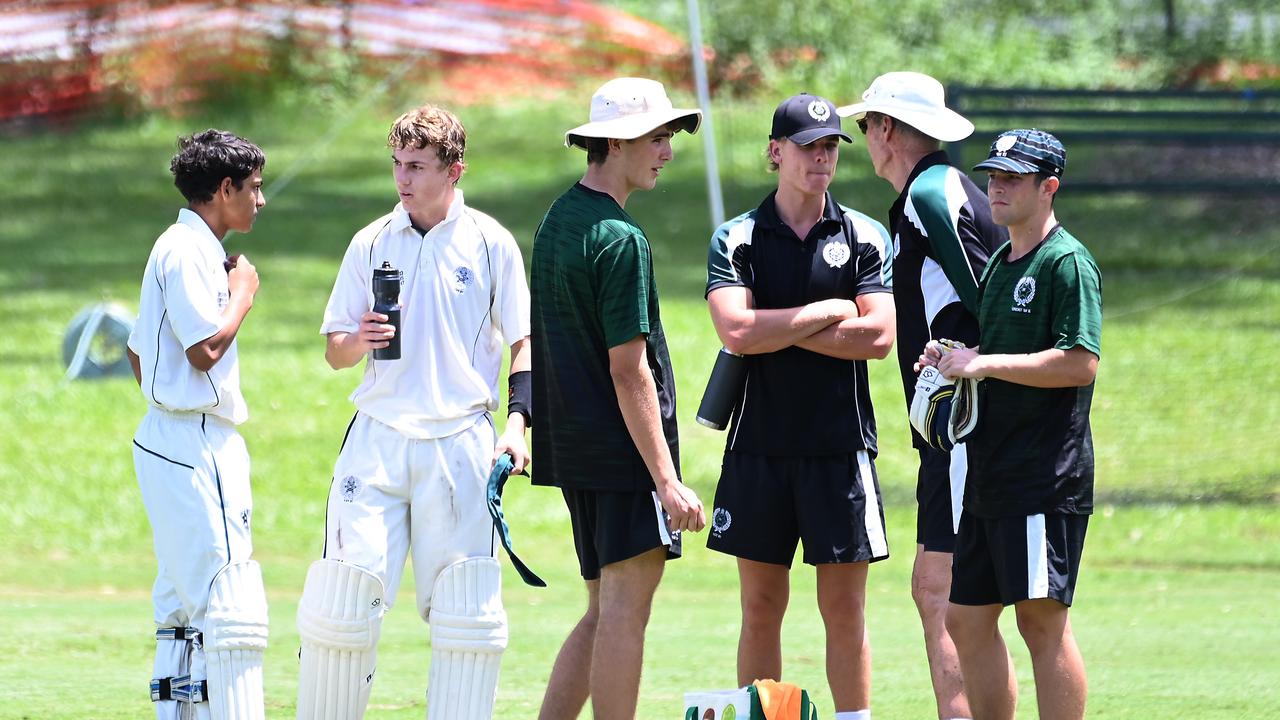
[947,86,1280,194]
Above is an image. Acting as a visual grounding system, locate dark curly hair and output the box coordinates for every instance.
[169,129,266,203]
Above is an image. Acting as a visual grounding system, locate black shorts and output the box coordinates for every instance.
[950,512,1089,607]
[561,488,681,581]
[916,445,964,553]
[706,451,889,567]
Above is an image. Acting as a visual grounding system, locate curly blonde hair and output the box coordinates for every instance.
[387,104,466,168]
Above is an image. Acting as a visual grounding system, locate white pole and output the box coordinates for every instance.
[686,0,724,229]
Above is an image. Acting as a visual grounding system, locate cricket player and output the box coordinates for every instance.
[923,129,1100,720]
[704,94,894,720]
[126,128,268,719]
[839,71,1006,720]
[532,77,706,720]
[295,104,531,720]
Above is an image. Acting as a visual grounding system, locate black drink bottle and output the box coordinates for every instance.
[372,261,401,361]
[696,347,747,430]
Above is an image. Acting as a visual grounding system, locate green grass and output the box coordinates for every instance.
[2,94,1279,718]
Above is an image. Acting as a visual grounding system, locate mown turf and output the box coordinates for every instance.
[1,95,1277,718]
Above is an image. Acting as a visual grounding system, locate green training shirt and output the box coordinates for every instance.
[965,224,1102,517]
[530,183,680,492]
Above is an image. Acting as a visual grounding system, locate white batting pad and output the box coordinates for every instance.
[296,559,385,720]
[203,561,268,720]
[426,557,508,720]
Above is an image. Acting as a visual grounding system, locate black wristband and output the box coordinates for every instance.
[507,370,531,427]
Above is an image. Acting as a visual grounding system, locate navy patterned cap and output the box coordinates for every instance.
[973,128,1066,176]
[770,93,853,145]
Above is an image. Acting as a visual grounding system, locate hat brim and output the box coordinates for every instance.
[564,109,702,150]
[835,101,974,143]
[781,127,853,145]
[972,156,1041,174]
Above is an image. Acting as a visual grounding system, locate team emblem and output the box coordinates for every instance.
[995,134,1018,154]
[822,240,850,268]
[807,100,831,122]
[712,507,732,535]
[1013,276,1036,307]
[340,475,362,503]
[452,266,473,293]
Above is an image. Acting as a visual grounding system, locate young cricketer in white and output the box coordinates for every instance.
[127,129,268,720]
[295,104,531,720]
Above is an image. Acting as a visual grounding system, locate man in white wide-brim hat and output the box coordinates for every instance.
[838,71,1007,720]
[532,76,706,720]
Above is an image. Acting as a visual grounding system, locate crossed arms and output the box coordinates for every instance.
[706,285,895,361]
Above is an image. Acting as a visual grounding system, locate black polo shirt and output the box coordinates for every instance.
[705,191,892,457]
[887,151,1006,448]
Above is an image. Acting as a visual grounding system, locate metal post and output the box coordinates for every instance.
[686,0,725,229]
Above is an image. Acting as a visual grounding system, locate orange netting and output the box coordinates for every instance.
[0,0,691,120]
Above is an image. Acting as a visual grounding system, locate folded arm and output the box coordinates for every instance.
[793,291,896,361]
[706,285,857,356]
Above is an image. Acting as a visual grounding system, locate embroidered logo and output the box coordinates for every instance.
[240,509,251,529]
[1013,276,1036,313]
[216,290,230,310]
[808,100,831,122]
[822,240,851,268]
[452,267,474,293]
[712,507,732,535]
[340,475,362,503]
[995,134,1018,154]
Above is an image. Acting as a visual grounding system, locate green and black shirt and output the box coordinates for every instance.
[530,183,679,492]
[966,224,1102,517]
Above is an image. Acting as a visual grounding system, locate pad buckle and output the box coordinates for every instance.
[150,675,208,703]
[155,626,203,644]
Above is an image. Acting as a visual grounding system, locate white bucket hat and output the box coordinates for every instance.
[565,77,702,150]
[836,71,974,143]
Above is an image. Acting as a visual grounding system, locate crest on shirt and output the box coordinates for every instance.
[340,475,363,503]
[1013,276,1036,311]
[240,509,251,529]
[712,507,732,536]
[822,240,851,268]
[452,266,474,293]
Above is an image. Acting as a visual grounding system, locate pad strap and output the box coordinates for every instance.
[150,675,208,703]
[155,626,203,644]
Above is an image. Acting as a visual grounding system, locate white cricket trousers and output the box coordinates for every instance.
[133,408,254,709]
[322,412,498,619]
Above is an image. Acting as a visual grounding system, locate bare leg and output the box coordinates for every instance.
[816,562,871,712]
[537,579,600,720]
[736,558,790,686]
[1015,599,1086,720]
[912,546,971,719]
[946,603,1016,720]
[589,547,667,720]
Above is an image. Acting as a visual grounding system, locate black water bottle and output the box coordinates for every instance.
[372,261,401,360]
[696,347,747,430]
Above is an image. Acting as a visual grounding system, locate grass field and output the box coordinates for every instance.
[1,93,1278,718]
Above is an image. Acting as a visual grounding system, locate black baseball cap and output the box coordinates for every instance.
[770,94,852,145]
[973,128,1067,176]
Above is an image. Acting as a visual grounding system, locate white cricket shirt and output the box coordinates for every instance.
[128,209,247,424]
[321,191,531,439]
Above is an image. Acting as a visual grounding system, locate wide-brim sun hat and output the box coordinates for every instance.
[836,71,974,143]
[565,77,702,150]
